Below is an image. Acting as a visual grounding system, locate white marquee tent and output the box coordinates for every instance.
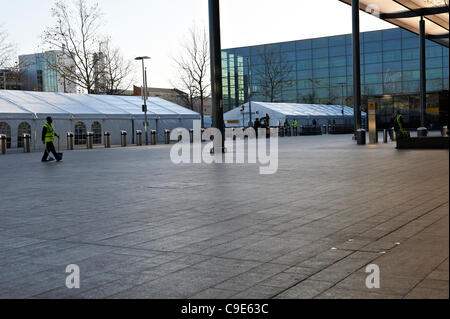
[224,101,367,127]
[0,90,200,150]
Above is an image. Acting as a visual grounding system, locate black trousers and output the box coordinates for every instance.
[42,142,58,161]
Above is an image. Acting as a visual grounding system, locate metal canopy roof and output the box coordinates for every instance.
[339,0,449,47]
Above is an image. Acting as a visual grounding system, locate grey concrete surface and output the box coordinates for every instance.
[0,134,448,299]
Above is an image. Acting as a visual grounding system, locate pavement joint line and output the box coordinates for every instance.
[268,249,365,299]
[400,219,450,298]
[356,201,449,247]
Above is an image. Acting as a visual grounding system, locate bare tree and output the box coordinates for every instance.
[100,40,134,95]
[0,26,14,68]
[170,73,198,111]
[172,26,210,127]
[255,47,295,102]
[41,0,104,93]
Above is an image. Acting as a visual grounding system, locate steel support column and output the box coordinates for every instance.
[420,17,426,128]
[209,0,225,149]
[352,0,362,132]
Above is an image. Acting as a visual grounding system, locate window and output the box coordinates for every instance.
[313,58,328,69]
[312,38,328,48]
[75,122,87,145]
[0,122,11,149]
[17,122,31,148]
[313,48,328,58]
[329,46,346,57]
[364,42,382,53]
[330,56,346,68]
[91,122,102,144]
[383,40,401,51]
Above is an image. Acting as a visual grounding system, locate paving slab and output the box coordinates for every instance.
[0,134,448,299]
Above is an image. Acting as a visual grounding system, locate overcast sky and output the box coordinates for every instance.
[1,0,393,88]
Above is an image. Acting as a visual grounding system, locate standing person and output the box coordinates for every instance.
[41,117,60,162]
[389,112,396,140]
[293,119,298,136]
[253,118,261,138]
[284,119,290,136]
[393,110,408,139]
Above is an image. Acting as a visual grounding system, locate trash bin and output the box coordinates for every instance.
[151,130,157,145]
[189,129,194,143]
[86,132,94,149]
[383,129,388,143]
[164,130,170,144]
[417,127,428,137]
[23,134,31,153]
[356,129,366,145]
[104,131,111,148]
[121,131,127,147]
[442,126,448,137]
[0,134,6,155]
[136,130,142,146]
[67,132,74,150]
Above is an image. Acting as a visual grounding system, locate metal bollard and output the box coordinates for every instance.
[86,132,94,149]
[23,134,31,153]
[417,127,428,137]
[0,134,6,155]
[151,130,157,145]
[189,129,194,143]
[201,128,205,142]
[164,130,170,144]
[442,126,448,137]
[121,131,127,147]
[67,132,74,150]
[178,130,182,142]
[356,129,366,145]
[136,130,142,146]
[383,129,388,143]
[104,131,111,148]
[279,127,284,137]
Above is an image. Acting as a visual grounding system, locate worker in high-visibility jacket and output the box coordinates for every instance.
[41,116,60,162]
[293,119,298,136]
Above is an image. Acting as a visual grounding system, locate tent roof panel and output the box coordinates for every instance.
[0,90,200,119]
[0,90,69,115]
[225,102,366,119]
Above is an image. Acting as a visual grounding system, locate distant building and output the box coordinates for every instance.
[133,86,212,116]
[19,50,77,93]
[222,28,449,128]
[0,67,22,90]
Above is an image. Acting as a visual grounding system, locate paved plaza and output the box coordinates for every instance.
[0,134,448,299]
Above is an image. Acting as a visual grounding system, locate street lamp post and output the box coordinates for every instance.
[247,57,253,127]
[135,56,151,145]
[338,82,346,117]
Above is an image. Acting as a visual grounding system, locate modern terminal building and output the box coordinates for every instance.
[0,90,200,150]
[221,28,449,129]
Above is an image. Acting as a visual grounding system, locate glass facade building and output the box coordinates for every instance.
[222,28,449,128]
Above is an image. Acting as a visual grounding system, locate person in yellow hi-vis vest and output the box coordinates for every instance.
[41,117,60,162]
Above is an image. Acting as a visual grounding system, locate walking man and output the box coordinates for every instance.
[41,117,60,162]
